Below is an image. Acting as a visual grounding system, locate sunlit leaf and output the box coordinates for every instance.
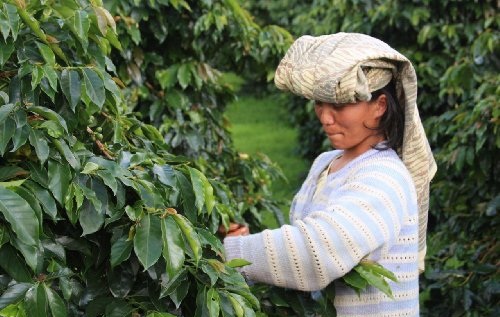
[161,216,185,278]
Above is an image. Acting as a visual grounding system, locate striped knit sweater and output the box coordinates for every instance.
[224,147,420,316]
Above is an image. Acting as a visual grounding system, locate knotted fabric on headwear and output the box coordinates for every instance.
[274,32,437,272]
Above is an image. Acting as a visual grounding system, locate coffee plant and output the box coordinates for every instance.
[0,0,292,316]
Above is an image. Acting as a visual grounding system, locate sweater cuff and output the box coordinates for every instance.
[223,236,243,261]
[223,236,250,280]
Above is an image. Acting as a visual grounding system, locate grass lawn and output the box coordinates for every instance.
[226,95,309,225]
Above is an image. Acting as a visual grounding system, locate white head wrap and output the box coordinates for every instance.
[275,32,437,272]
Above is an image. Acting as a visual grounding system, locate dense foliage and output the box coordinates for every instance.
[246,0,499,316]
[0,0,294,316]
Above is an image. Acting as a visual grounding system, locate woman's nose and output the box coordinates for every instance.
[318,105,335,125]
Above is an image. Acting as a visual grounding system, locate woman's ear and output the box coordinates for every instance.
[374,94,387,118]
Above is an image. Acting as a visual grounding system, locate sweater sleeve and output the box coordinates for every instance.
[224,158,416,292]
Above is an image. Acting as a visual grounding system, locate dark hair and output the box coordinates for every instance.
[369,80,405,152]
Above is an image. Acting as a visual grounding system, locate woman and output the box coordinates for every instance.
[223,33,437,316]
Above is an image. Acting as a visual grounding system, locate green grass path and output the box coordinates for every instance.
[226,95,309,223]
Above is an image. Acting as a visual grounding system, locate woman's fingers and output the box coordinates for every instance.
[219,222,250,237]
[226,225,250,237]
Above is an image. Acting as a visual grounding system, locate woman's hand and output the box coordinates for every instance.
[219,222,250,237]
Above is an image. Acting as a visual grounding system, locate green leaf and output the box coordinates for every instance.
[0,103,15,124]
[156,65,179,90]
[219,292,235,317]
[48,160,71,205]
[60,69,81,111]
[0,245,31,282]
[96,170,117,195]
[0,117,15,155]
[342,269,368,292]
[28,106,68,133]
[206,288,220,317]
[36,42,56,66]
[0,166,26,182]
[153,164,176,187]
[0,282,32,310]
[198,228,224,257]
[188,167,215,215]
[354,265,394,299]
[44,284,68,317]
[81,162,100,174]
[52,139,80,170]
[42,64,58,91]
[110,234,133,267]
[40,120,63,138]
[177,63,191,89]
[146,312,177,317]
[81,68,105,109]
[0,40,15,67]
[134,214,163,270]
[24,284,48,317]
[0,186,39,246]
[2,4,19,41]
[226,258,251,268]
[201,261,220,286]
[11,125,30,152]
[360,260,398,282]
[161,216,185,278]
[172,214,201,266]
[160,269,188,299]
[11,238,43,273]
[79,199,104,235]
[24,180,57,220]
[71,10,90,50]
[174,170,197,222]
[28,129,49,164]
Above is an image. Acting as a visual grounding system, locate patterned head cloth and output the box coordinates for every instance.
[275,32,437,272]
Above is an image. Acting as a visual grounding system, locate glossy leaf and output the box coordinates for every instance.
[71,10,90,49]
[206,288,220,317]
[134,214,162,270]
[161,216,185,278]
[24,284,48,317]
[82,68,105,109]
[60,69,81,111]
[0,187,39,246]
[188,167,215,215]
[44,284,68,317]
[79,199,104,235]
[36,42,56,65]
[0,103,15,124]
[172,214,202,266]
[0,282,31,310]
[28,106,68,133]
[110,234,133,267]
[24,180,57,220]
[48,159,71,205]
[0,245,31,282]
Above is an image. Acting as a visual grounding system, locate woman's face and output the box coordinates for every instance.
[314,97,386,155]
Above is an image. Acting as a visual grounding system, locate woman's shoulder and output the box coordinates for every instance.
[351,148,415,185]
